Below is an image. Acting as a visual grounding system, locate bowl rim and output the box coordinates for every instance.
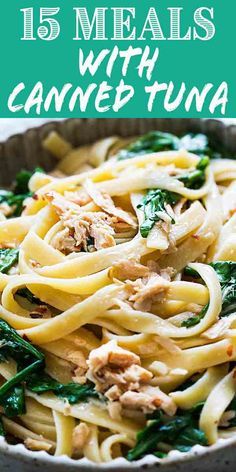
[0,433,236,469]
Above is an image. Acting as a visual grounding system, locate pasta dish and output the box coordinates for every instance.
[0,129,236,463]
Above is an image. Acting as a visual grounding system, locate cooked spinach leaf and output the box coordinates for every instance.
[118,131,180,160]
[127,405,207,461]
[0,190,13,204]
[0,416,5,436]
[14,170,35,195]
[181,304,208,328]
[178,156,209,190]
[211,261,236,318]
[0,320,97,418]
[137,189,180,238]
[182,261,236,328]
[174,425,207,452]
[0,319,44,366]
[0,249,19,274]
[26,372,98,404]
[8,194,32,217]
[0,319,44,413]
[117,131,222,161]
[211,261,236,285]
[0,168,43,218]
[0,385,26,418]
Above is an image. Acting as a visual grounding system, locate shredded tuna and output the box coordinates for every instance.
[127,273,171,311]
[202,315,236,340]
[51,227,82,254]
[45,191,82,215]
[159,266,176,281]
[108,401,122,420]
[105,385,122,401]
[86,340,151,393]
[51,211,116,254]
[86,340,175,416]
[84,179,137,228]
[120,385,177,416]
[72,423,90,452]
[111,259,150,281]
[46,190,137,254]
[88,340,140,371]
[64,190,91,207]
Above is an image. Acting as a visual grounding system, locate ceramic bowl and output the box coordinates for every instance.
[0,118,235,471]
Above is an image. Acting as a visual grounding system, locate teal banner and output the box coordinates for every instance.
[0,0,235,117]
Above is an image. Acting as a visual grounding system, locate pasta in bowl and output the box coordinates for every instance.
[0,128,236,466]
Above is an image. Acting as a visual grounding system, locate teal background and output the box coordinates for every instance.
[0,0,235,117]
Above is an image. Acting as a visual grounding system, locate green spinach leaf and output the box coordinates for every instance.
[26,372,98,405]
[0,416,5,436]
[118,131,180,160]
[127,405,207,461]
[181,304,208,328]
[14,170,35,195]
[182,261,236,328]
[211,262,236,318]
[0,190,13,204]
[0,385,26,418]
[0,319,44,413]
[0,168,44,218]
[0,320,97,418]
[0,249,19,274]
[137,190,180,238]
[178,156,209,190]
[117,131,222,161]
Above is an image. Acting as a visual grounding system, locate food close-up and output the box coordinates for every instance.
[0,120,236,471]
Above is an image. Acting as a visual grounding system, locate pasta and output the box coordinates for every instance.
[0,129,236,464]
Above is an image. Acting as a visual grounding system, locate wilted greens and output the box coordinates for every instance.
[137,189,180,238]
[117,131,222,161]
[127,404,207,461]
[182,261,236,327]
[0,168,43,218]
[0,319,97,418]
[27,372,98,404]
[182,304,209,328]
[211,261,236,318]
[178,156,209,190]
[0,417,5,436]
[118,131,180,160]
[0,248,19,274]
